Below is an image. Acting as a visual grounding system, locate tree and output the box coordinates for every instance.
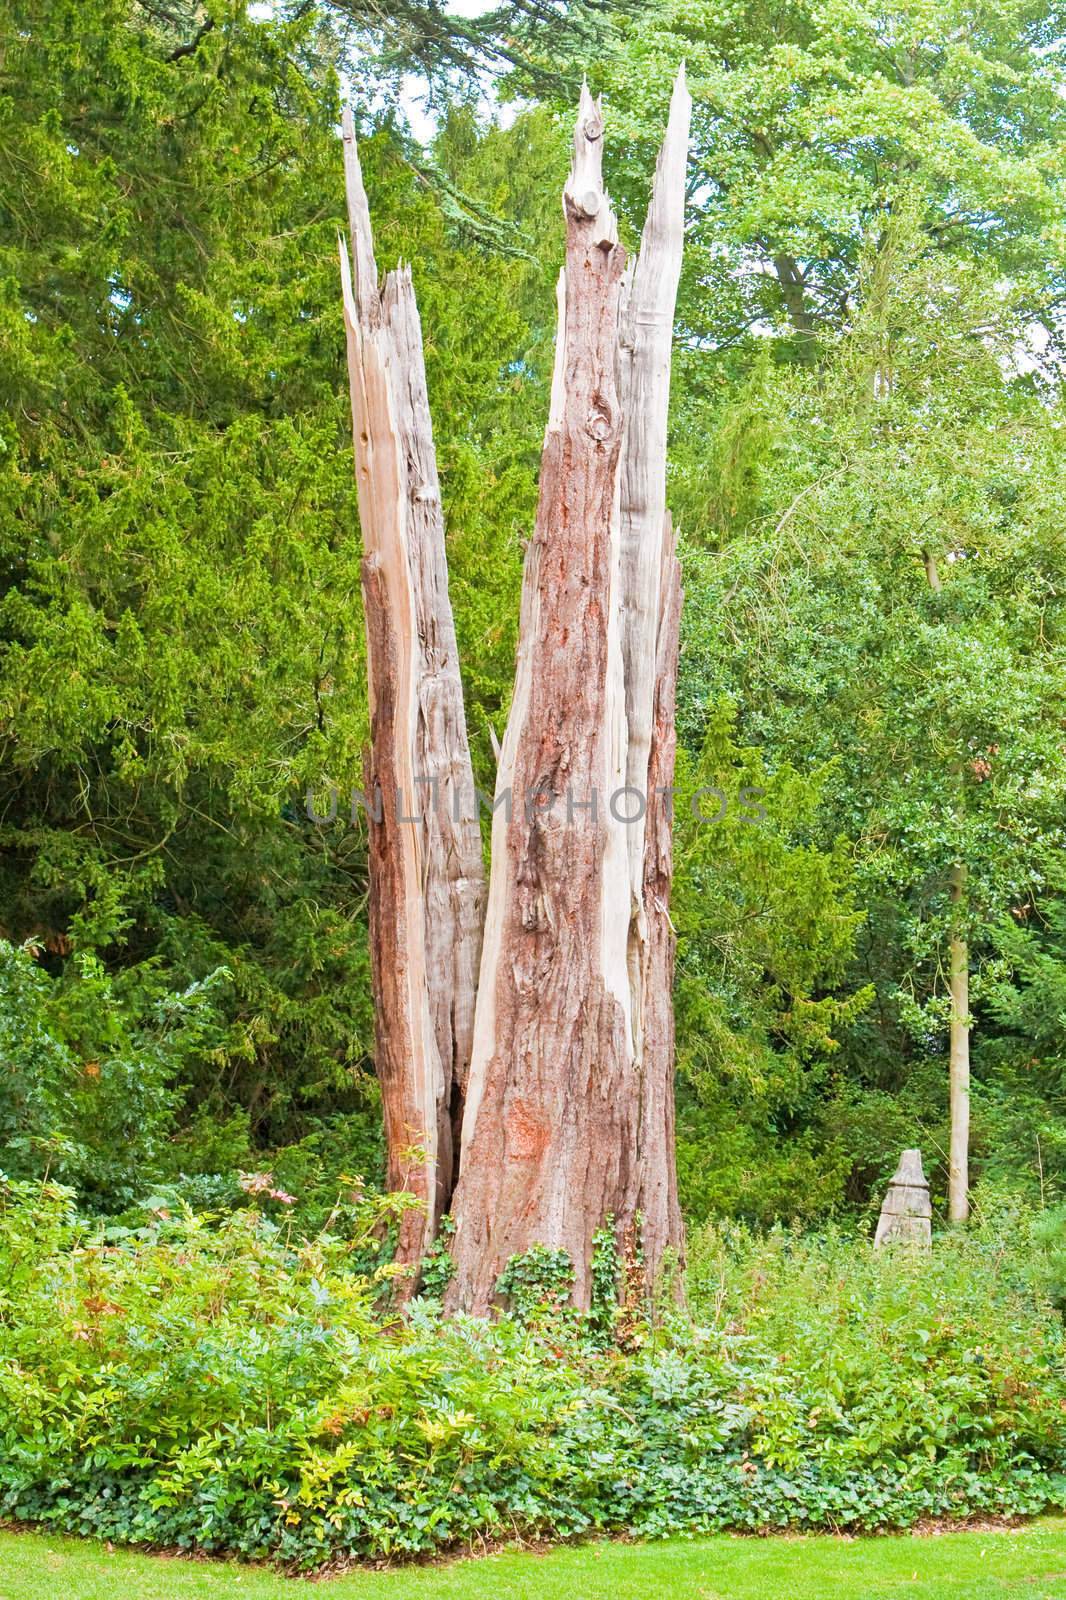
[1,0,376,1164]
[678,222,1066,1211]
[339,110,485,1271]
[343,74,692,1308]
[980,888,1066,1200]
[0,0,545,1198]
[669,706,872,1226]
[538,0,1066,365]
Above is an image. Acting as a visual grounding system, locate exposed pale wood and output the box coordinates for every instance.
[874,1148,932,1248]
[948,862,970,1223]
[340,81,688,1311]
[448,87,634,1313]
[631,514,684,1282]
[619,65,690,919]
[448,81,689,1314]
[339,110,485,1275]
[617,67,690,1285]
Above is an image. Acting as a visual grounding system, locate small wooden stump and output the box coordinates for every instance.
[873,1148,932,1248]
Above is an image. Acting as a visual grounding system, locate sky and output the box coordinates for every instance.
[399,0,517,142]
[248,0,507,143]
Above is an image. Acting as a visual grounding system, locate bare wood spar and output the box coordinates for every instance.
[620,69,691,1285]
[339,76,689,1310]
[447,74,691,1312]
[339,111,485,1278]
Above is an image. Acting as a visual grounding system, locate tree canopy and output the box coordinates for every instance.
[2,0,1065,1225]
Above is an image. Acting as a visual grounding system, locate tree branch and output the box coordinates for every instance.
[167,15,215,63]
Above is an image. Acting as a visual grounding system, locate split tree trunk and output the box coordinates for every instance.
[617,68,691,1283]
[339,111,485,1273]
[633,514,684,1281]
[948,861,970,1222]
[447,75,690,1313]
[445,86,632,1314]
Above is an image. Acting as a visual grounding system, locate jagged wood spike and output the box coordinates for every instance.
[619,65,691,1283]
[448,88,633,1314]
[620,64,690,909]
[339,112,485,1284]
[341,107,379,329]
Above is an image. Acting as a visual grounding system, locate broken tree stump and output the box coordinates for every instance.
[339,110,485,1278]
[446,74,690,1314]
[339,72,690,1315]
[873,1148,932,1248]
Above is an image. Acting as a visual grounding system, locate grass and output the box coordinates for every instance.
[4,1521,1066,1599]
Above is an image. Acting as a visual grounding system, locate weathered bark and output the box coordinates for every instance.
[772,252,818,363]
[339,111,485,1272]
[632,515,684,1280]
[618,69,690,1284]
[948,862,970,1223]
[447,79,688,1314]
[447,86,630,1314]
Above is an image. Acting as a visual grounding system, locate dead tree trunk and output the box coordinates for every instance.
[445,87,631,1314]
[632,515,684,1282]
[447,75,690,1313]
[339,111,485,1274]
[619,69,691,1284]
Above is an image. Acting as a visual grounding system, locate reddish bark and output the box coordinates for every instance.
[446,89,635,1313]
[340,74,689,1314]
[340,114,484,1275]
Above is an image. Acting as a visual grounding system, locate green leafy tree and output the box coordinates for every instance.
[680,224,1066,1210]
[0,938,226,1200]
[540,0,1066,364]
[671,705,871,1223]
[0,1,547,1199]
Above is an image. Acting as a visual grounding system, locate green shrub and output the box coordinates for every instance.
[0,940,228,1204]
[1033,1203,1066,1310]
[2,1181,1065,1566]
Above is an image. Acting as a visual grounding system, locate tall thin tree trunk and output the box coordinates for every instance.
[339,112,484,1274]
[772,253,818,363]
[923,551,970,1223]
[948,861,970,1222]
[447,76,689,1313]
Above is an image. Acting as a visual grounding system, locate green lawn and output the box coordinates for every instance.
[4,1521,1066,1599]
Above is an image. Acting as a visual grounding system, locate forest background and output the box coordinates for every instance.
[3,0,1066,1235]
